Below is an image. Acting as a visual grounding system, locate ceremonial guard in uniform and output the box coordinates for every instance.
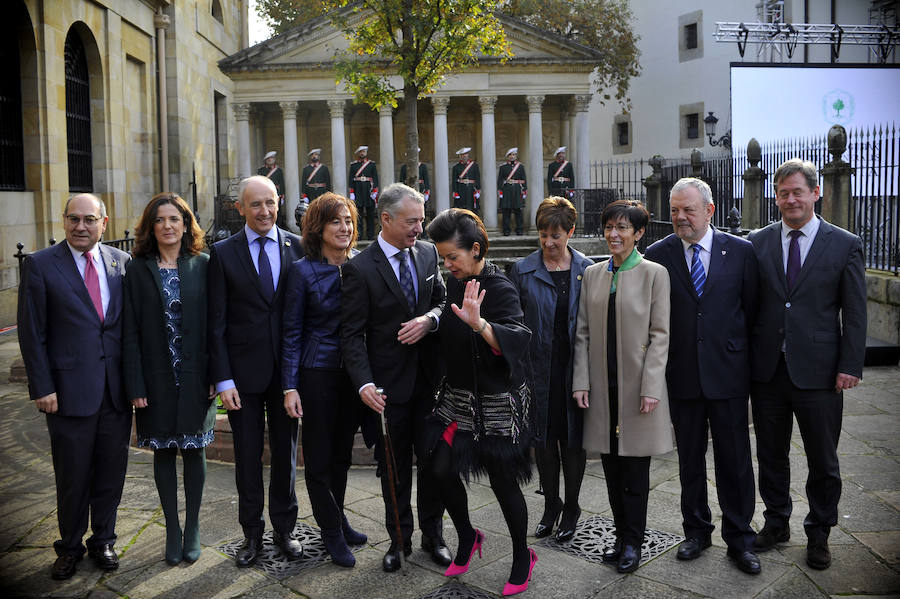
[497,147,527,236]
[451,147,481,213]
[547,147,575,200]
[348,146,380,240]
[301,149,332,203]
[258,151,287,228]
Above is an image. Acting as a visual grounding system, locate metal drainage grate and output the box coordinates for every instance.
[218,522,365,579]
[418,581,496,599]
[537,514,683,566]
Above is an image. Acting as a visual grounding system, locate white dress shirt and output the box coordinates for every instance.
[680,225,713,276]
[377,233,419,299]
[780,215,820,272]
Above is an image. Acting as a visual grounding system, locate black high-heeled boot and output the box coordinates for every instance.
[555,448,586,542]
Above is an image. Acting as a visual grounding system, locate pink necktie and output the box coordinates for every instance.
[83,252,104,321]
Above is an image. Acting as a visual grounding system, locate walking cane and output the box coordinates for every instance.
[377,388,407,575]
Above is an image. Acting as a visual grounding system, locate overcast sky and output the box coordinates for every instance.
[248,0,272,46]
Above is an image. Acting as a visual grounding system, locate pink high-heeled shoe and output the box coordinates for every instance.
[501,548,538,596]
[443,529,485,576]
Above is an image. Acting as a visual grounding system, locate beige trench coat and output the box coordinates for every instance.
[572,257,675,457]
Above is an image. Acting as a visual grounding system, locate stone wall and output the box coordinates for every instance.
[867,271,900,344]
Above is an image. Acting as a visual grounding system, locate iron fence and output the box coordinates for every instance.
[585,122,899,274]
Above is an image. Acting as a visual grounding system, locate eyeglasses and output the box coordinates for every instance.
[65,215,102,226]
[603,223,633,233]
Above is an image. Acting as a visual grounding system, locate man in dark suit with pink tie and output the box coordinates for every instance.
[18,194,132,580]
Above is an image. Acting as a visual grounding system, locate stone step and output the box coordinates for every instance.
[865,336,900,366]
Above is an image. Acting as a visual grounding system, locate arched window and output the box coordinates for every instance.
[65,29,93,191]
[211,0,223,24]
[0,25,25,190]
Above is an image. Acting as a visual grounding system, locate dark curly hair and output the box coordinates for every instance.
[132,192,206,258]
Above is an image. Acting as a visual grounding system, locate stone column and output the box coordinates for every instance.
[432,97,451,212]
[280,101,301,230]
[379,104,395,185]
[574,94,592,189]
[479,95,498,227]
[328,99,348,194]
[233,103,251,179]
[526,95,545,226]
[741,138,764,229]
[821,125,855,231]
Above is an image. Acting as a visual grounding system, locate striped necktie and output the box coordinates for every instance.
[690,243,706,298]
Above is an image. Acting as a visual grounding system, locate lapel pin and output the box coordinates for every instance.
[285,239,291,247]
[111,260,118,267]
[577,274,583,280]
[721,250,726,255]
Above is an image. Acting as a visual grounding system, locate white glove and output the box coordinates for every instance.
[474,191,481,200]
[370,191,377,200]
[349,191,356,201]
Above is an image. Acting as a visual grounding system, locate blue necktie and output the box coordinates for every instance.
[690,243,706,298]
[257,237,275,301]
[397,250,416,312]
[786,230,802,290]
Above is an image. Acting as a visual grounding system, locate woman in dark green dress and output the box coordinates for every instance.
[124,193,216,565]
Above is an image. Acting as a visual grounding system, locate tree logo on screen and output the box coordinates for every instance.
[822,90,854,126]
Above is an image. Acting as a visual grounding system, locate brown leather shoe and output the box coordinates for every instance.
[51,554,81,580]
[88,544,119,571]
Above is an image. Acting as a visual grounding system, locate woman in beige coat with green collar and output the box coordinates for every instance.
[573,200,674,574]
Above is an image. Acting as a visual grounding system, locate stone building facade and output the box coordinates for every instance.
[1,0,249,325]
[219,12,600,231]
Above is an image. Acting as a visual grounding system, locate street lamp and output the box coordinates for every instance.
[703,111,731,148]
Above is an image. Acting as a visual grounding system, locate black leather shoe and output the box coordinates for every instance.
[88,544,119,571]
[602,539,623,562]
[235,537,262,568]
[616,544,641,573]
[382,544,413,572]
[677,537,712,561]
[806,541,831,570]
[555,506,582,543]
[727,548,762,574]
[753,526,790,552]
[51,554,81,580]
[421,535,452,566]
[534,497,563,538]
[272,531,303,560]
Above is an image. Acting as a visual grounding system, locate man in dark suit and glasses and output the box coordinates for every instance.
[18,193,132,579]
[645,178,760,574]
[748,158,866,570]
[340,182,452,572]
[208,175,305,567]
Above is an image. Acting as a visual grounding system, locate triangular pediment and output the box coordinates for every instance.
[220,11,602,72]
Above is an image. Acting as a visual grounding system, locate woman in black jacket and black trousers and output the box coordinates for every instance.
[282,193,368,567]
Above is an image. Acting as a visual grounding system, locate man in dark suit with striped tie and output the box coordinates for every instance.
[645,178,760,574]
[208,175,305,567]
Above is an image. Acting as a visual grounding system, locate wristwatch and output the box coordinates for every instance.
[283,388,296,396]
[425,311,439,331]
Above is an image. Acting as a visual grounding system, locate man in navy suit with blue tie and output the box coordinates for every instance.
[18,194,132,580]
[645,178,760,574]
[208,176,305,567]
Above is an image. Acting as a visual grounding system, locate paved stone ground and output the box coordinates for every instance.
[0,330,897,598]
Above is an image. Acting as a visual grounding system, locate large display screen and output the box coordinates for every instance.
[730,63,900,150]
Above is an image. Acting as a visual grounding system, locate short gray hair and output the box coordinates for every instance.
[238,175,277,204]
[774,158,818,191]
[64,193,107,218]
[669,178,713,205]
[378,182,424,218]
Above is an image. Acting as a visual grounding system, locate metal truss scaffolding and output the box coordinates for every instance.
[714,22,899,63]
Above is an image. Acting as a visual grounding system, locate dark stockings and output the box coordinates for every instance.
[432,442,531,584]
[154,448,207,564]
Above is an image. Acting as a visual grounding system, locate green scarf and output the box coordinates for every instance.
[608,247,642,294]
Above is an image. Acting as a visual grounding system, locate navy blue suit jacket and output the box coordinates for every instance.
[17,241,131,416]
[645,228,758,400]
[207,227,304,394]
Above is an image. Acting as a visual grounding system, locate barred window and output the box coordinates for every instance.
[0,31,24,190]
[65,29,93,192]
